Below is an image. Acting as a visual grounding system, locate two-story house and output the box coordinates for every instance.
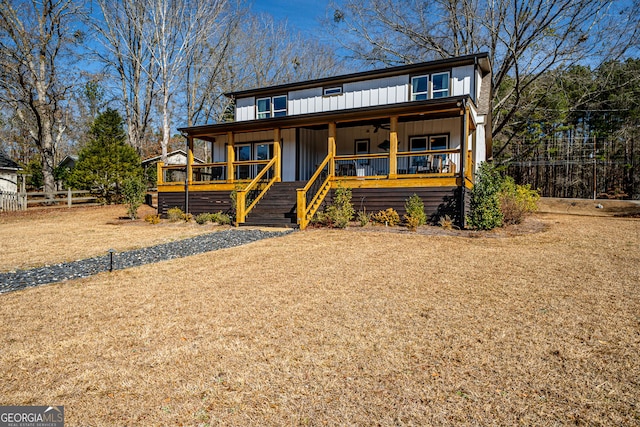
[157,53,492,228]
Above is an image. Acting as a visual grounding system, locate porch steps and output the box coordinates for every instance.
[241,181,304,228]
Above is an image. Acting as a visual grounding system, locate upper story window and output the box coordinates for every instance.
[257,97,271,119]
[431,72,450,98]
[411,75,429,101]
[257,95,287,119]
[273,95,287,117]
[324,86,343,96]
[411,72,451,100]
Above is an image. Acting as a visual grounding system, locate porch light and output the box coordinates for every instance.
[378,139,390,151]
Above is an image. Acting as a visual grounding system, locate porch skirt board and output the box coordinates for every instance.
[158,186,469,225]
[325,186,468,224]
[158,191,233,217]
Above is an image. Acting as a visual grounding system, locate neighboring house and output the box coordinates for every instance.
[142,150,204,185]
[158,53,492,228]
[0,152,22,193]
[58,154,78,171]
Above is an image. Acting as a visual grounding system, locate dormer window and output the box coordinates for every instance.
[411,72,451,100]
[431,72,450,98]
[257,97,271,118]
[257,95,287,119]
[411,75,429,101]
[323,86,343,96]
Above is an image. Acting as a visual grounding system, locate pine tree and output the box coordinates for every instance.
[68,109,142,203]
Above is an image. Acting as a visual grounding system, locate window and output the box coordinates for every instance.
[257,97,271,119]
[431,72,450,98]
[409,136,428,172]
[411,75,428,100]
[257,95,287,119]
[273,95,287,117]
[324,86,342,96]
[429,135,448,150]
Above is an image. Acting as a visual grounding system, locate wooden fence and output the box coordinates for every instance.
[25,189,99,208]
[0,190,27,211]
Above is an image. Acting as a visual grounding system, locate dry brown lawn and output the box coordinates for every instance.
[0,205,226,272]
[0,205,639,425]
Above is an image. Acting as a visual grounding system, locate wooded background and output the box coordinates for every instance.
[1,0,639,198]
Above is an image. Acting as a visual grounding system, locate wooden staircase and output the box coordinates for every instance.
[241,181,303,228]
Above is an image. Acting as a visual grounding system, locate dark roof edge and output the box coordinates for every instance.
[225,53,491,99]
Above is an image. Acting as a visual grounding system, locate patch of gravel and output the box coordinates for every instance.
[0,229,293,294]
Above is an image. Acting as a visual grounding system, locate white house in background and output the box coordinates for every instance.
[0,152,21,193]
[158,53,492,228]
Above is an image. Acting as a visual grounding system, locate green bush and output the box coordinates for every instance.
[195,213,214,224]
[467,162,504,230]
[122,176,146,219]
[315,183,355,228]
[356,210,370,227]
[167,207,185,222]
[371,208,401,226]
[404,194,426,227]
[194,211,232,225]
[499,177,540,225]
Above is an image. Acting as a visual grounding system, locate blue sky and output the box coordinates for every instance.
[251,0,333,36]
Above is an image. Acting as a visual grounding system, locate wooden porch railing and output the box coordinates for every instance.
[235,157,278,224]
[296,153,333,230]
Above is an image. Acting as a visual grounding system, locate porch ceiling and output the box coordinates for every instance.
[178,96,474,142]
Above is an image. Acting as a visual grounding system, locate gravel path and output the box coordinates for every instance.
[0,228,293,294]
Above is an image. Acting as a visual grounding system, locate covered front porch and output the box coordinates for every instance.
[158,96,481,229]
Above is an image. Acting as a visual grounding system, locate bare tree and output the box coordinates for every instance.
[0,0,81,197]
[94,0,159,154]
[329,0,640,149]
[230,13,345,90]
[144,0,227,161]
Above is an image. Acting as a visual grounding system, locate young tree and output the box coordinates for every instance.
[0,0,82,198]
[68,109,142,204]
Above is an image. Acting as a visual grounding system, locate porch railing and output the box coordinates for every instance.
[395,149,459,176]
[235,157,277,224]
[297,153,332,230]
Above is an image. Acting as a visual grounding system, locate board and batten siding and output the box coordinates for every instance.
[234,65,480,122]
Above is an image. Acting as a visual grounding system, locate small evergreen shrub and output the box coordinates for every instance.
[371,208,400,226]
[404,194,427,228]
[211,212,232,225]
[356,210,370,227]
[467,162,504,230]
[167,207,185,222]
[122,176,146,219]
[144,214,161,224]
[320,183,355,228]
[195,213,214,224]
[195,212,232,225]
[405,214,421,231]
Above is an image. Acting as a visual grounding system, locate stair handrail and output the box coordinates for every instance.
[297,153,333,230]
[235,156,278,224]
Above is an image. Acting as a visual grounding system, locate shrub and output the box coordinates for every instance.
[438,215,455,230]
[122,176,146,219]
[499,177,540,225]
[195,212,232,225]
[405,214,421,231]
[404,194,427,227]
[144,214,161,224]
[320,183,355,228]
[371,208,400,226]
[467,162,504,230]
[195,213,214,224]
[167,207,185,222]
[356,210,370,227]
